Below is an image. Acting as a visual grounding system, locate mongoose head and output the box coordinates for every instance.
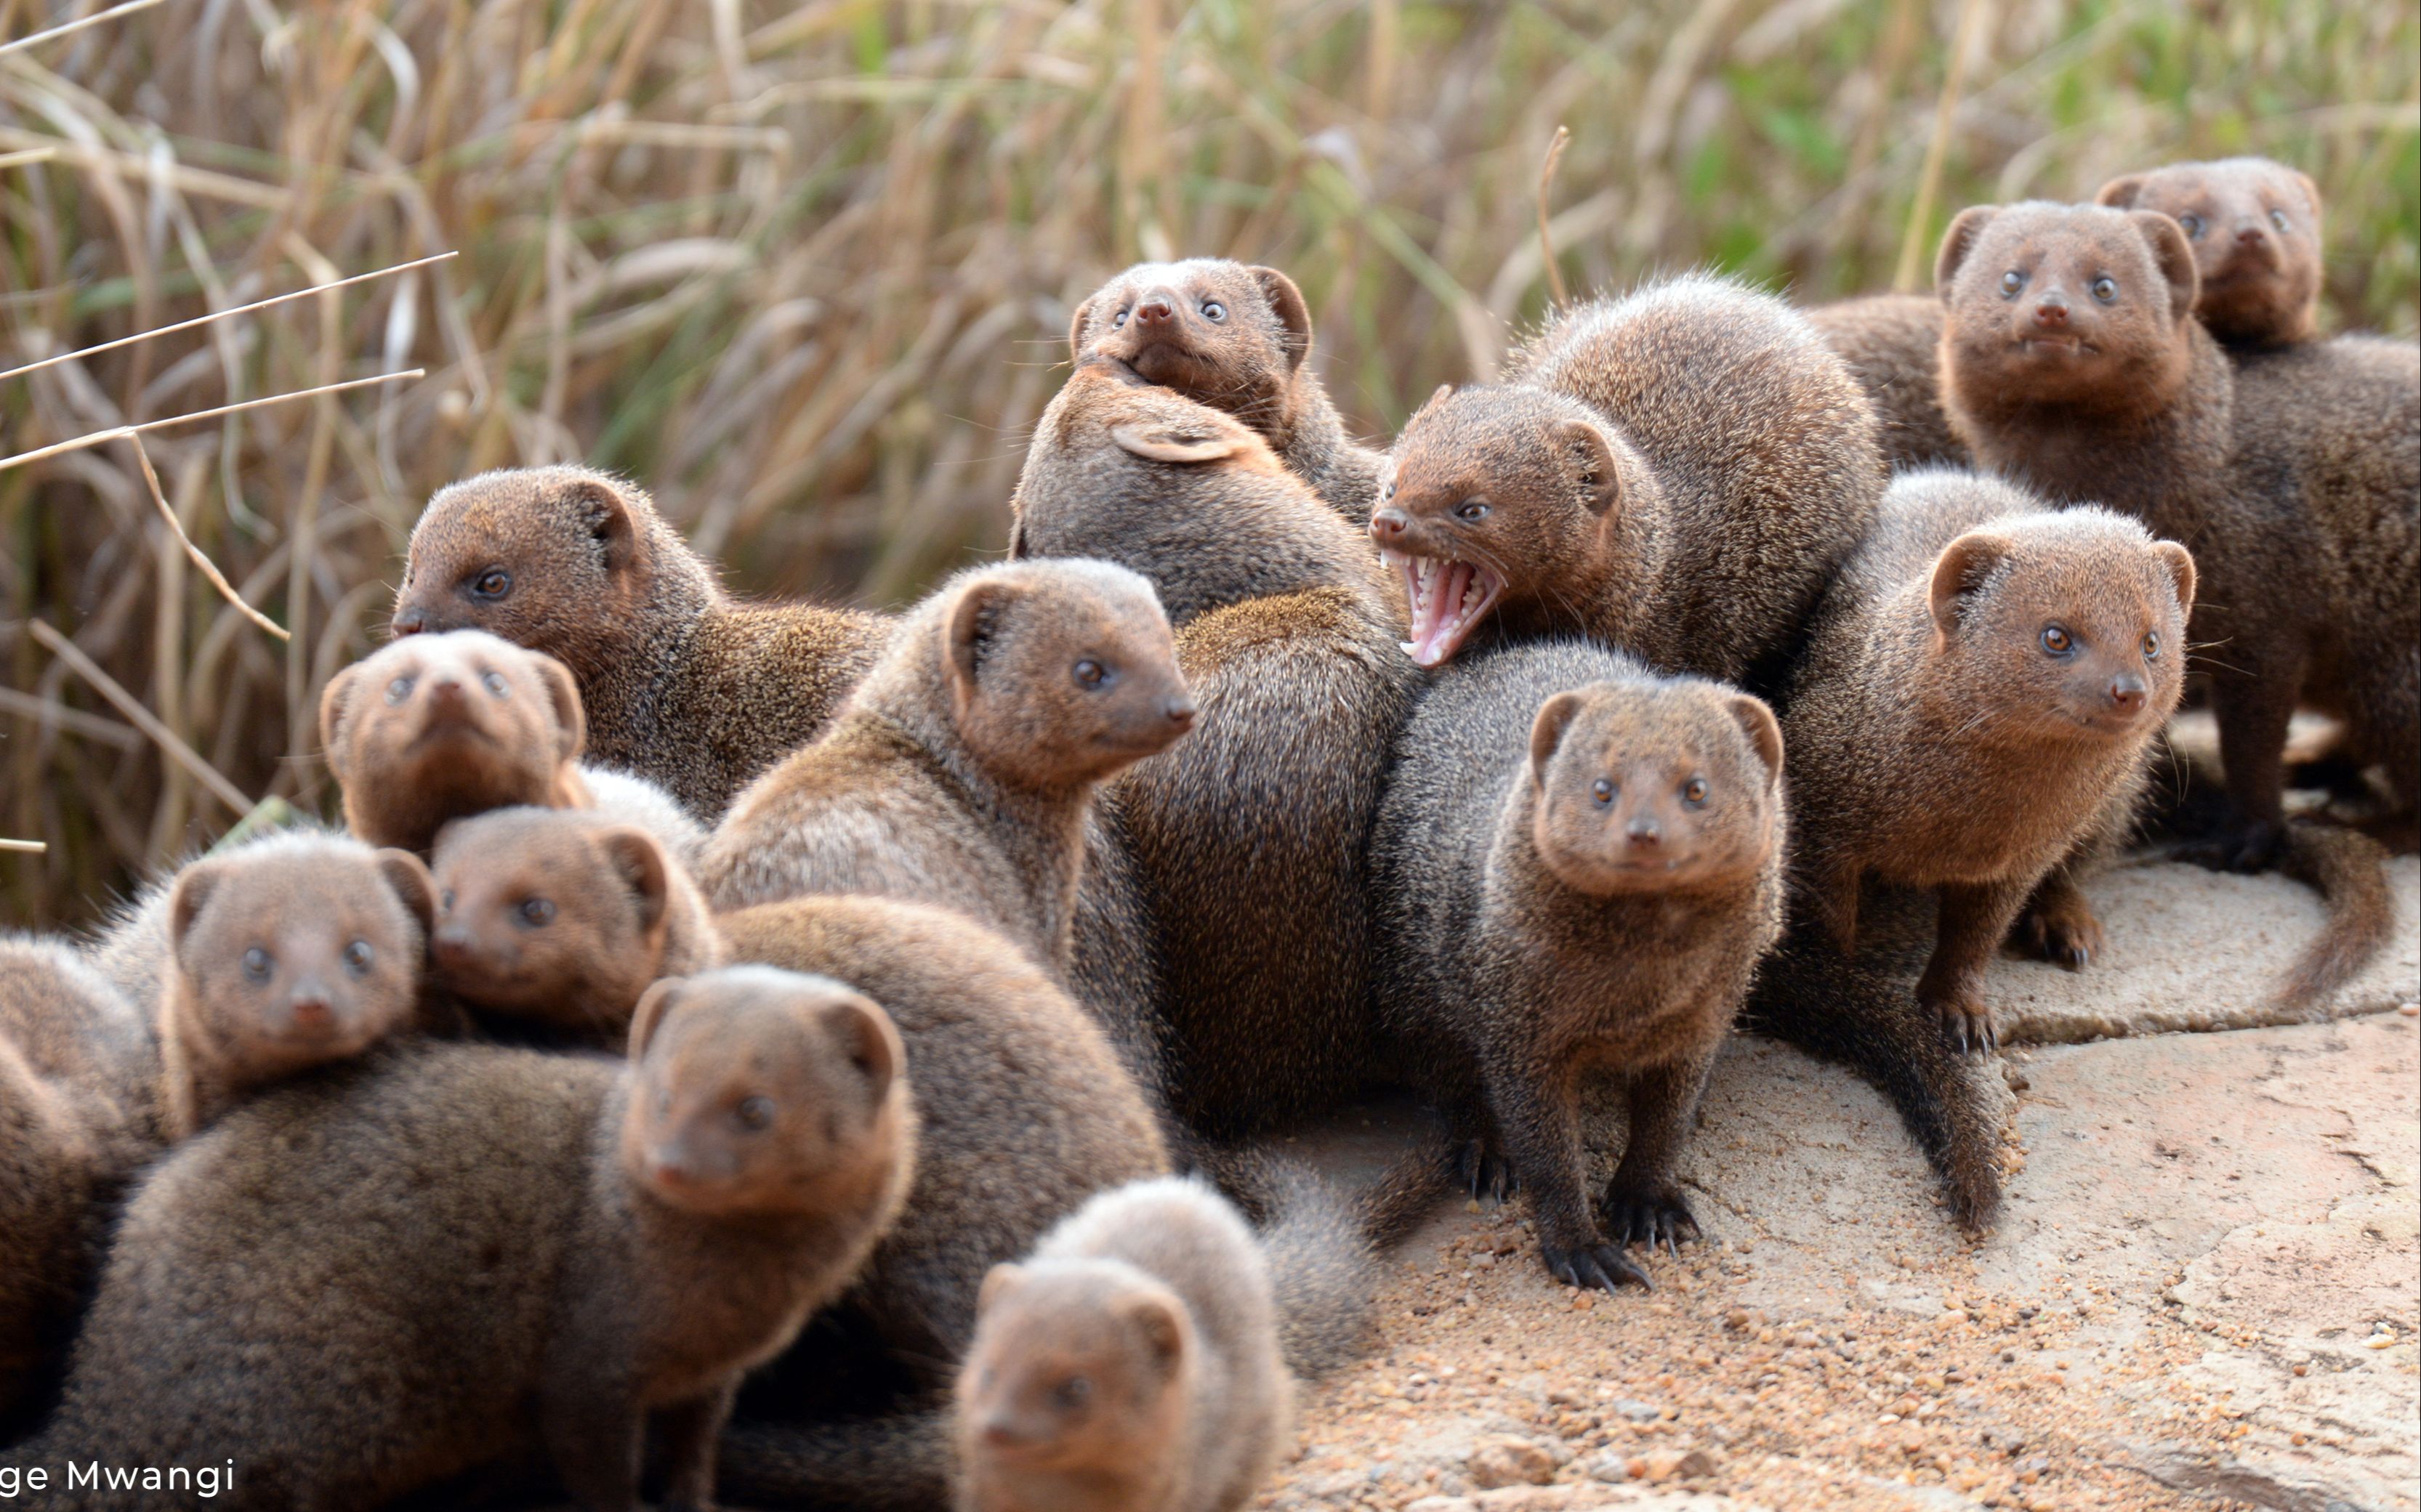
[428,808,682,1035]
[2097,157,2321,348]
[932,559,1195,788]
[1938,201,2200,419]
[1913,488,2196,743]
[957,1257,1196,1485]
[321,629,587,853]
[621,965,906,1219]
[166,835,434,1087]
[1526,676,1784,896]
[391,466,704,674]
[1068,259,1315,442]
[1374,384,1656,667]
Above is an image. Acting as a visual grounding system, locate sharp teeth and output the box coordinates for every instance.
[1400,642,1418,656]
[1377,547,1402,569]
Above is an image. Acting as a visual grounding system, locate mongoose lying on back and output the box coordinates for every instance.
[1067,258,1386,523]
[701,559,1194,976]
[1780,471,2195,1054]
[430,807,723,1049]
[1937,200,2418,878]
[712,896,1172,1511]
[1374,275,1883,682]
[2096,156,2324,349]
[954,1178,1292,1512]
[390,466,890,819]
[1805,294,1970,470]
[1371,641,1787,1292]
[155,829,439,1139]
[29,968,911,1511]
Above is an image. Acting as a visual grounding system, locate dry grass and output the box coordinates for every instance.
[3,0,2416,926]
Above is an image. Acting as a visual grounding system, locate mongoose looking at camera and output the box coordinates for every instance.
[2096,155,2324,349]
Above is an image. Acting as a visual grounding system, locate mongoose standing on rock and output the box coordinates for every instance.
[1374,275,1883,683]
[699,559,1194,977]
[390,466,890,819]
[1370,641,1788,1292]
[1779,472,2195,1064]
[2096,156,2324,349]
[28,968,911,1511]
[430,808,723,1049]
[1805,294,1971,470]
[1067,259,1387,524]
[954,1178,1292,1512]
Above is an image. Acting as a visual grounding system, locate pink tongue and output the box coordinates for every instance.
[1408,560,1476,667]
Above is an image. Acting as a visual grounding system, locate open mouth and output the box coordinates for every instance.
[1380,549,1504,668]
[2016,336,2098,357]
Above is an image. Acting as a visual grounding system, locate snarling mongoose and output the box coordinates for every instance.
[1781,471,2195,1055]
[954,1178,1292,1512]
[1374,275,1884,682]
[1370,639,1787,1292]
[28,967,912,1511]
[2096,156,2324,350]
[710,895,1172,1511]
[156,830,440,1139]
[1067,259,1387,524]
[429,807,724,1049]
[1937,200,2418,875]
[1805,293,1970,471]
[700,559,1195,976]
[390,465,891,819]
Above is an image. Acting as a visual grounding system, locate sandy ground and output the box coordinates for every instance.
[1260,857,2421,1512]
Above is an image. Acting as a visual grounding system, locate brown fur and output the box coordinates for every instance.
[321,629,591,853]
[1068,259,1386,524]
[392,466,891,820]
[1371,641,1787,1290]
[2097,157,2324,349]
[956,1178,1292,1512]
[701,559,1193,974]
[1805,293,1970,471]
[1781,471,2195,1054]
[430,807,724,1049]
[29,969,911,1511]
[1377,275,1884,684]
[156,830,439,1140]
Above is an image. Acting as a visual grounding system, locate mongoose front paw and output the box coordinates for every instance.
[1603,1184,1701,1256]
[2174,817,2284,874]
[1926,992,1997,1056]
[2012,892,2104,970]
[1456,1138,1518,1205]
[1539,1238,1651,1293]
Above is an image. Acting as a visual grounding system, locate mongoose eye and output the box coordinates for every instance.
[1380,480,1396,502]
[2041,625,2074,656]
[1111,307,1129,329]
[2142,631,2160,660]
[736,1095,775,1131]
[1455,500,1490,523]
[1999,270,2026,297]
[2090,276,2118,304]
[440,889,455,913]
[2269,208,2289,232]
[241,947,273,982]
[471,568,512,600]
[342,940,375,975]
[1072,659,1110,689]
[480,671,510,698]
[518,897,556,926]
[384,675,415,706]
[1055,1375,1092,1409]
[1201,300,1227,323]
[1591,777,1615,807]
[1683,778,1709,807]
[2178,214,2204,239]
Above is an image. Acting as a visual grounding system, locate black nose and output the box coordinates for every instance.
[1163,696,1196,731]
[2108,674,2147,712]
[1134,290,1177,326]
[2034,299,2068,329]
[392,606,428,637]
[1369,508,1409,539]
[1626,819,1661,849]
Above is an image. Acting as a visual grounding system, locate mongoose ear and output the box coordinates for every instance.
[1550,419,1621,517]
[1111,423,1244,464]
[1410,383,1455,427]
[560,476,639,575]
[1927,531,2013,643]
[2093,174,2147,211]
[1934,206,1999,301]
[2292,170,2321,219]
[821,995,901,1109]
[1004,514,1028,562]
[318,663,363,783]
[166,860,227,953]
[374,849,439,939]
[977,1262,1026,1317]
[1528,691,1586,788]
[1726,695,1785,791]
[627,977,683,1064]
[2152,540,2198,617]
[1117,1292,1188,1371]
[528,651,587,766]
[1066,293,1095,366]
[1248,264,1314,372]
[2127,210,2200,326]
[595,828,670,934]
[944,579,1016,723]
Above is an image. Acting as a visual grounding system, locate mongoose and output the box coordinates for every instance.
[954,1178,1292,1512]
[1369,639,1787,1291]
[1375,275,1884,683]
[1805,294,1970,470]
[1936,201,2419,873]
[27,967,912,1511]
[156,830,439,1139]
[1010,354,1398,626]
[429,807,724,1049]
[711,896,1172,1512]
[2096,156,2324,349]
[1066,259,1387,524]
[700,559,1195,976]
[390,465,891,820]
[1780,471,2195,1054]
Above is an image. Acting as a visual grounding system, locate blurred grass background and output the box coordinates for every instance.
[3,0,2417,926]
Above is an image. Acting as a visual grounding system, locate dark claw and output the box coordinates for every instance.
[2173,819,2284,875]
[1456,1139,1516,1205]
[1605,1188,1701,1257]
[1542,1240,1652,1293]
